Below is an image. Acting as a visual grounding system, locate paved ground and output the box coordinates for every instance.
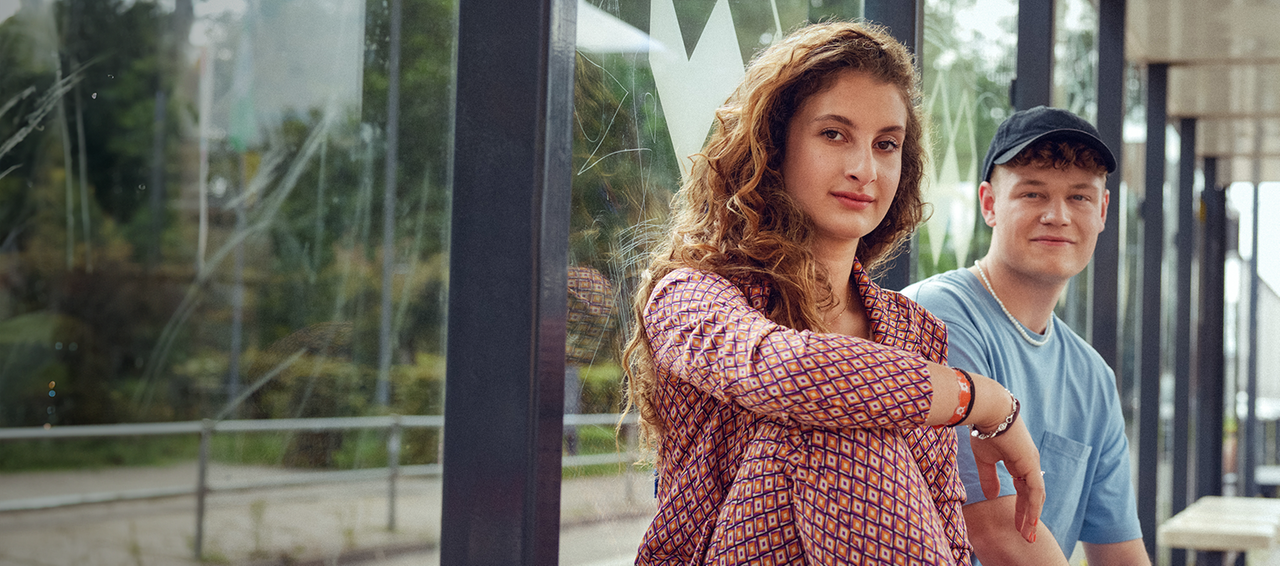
[0,462,655,565]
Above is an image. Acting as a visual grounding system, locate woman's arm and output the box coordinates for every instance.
[941,362,1045,544]
[646,270,939,429]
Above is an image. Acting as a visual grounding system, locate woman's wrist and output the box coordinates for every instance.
[968,374,1020,437]
[971,395,1019,439]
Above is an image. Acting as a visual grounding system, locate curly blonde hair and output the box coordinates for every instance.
[623,21,928,448]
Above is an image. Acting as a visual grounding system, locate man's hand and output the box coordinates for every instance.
[968,417,1045,543]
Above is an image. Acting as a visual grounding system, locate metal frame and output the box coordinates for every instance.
[1170,116,1197,566]
[864,0,922,291]
[1137,62,1168,558]
[1092,0,1125,369]
[440,0,576,564]
[1244,133,1264,498]
[1014,0,1054,110]
[1197,157,1226,503]
[1195,157,1228,565]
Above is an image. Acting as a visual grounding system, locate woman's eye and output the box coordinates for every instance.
[822,129,845,141]
[875,139,900,151]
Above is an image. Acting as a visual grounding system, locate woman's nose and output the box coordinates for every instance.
[845,145,877,186]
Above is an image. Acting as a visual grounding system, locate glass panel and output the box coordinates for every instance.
[919,0,1019,280]
[0,1,454,564]
[1052,0,1099,334]
[563,1,817,562]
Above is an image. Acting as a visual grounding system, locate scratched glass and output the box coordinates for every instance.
[0,1,452,563]
[559,1,876,561]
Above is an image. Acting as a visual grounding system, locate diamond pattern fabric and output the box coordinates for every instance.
[635,261,968,565]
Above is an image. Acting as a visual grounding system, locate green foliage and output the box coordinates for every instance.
[0,0,458,433]
[0,435,198,472]
[579,362,625,414]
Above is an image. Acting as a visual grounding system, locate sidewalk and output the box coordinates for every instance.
[0,462,655,565]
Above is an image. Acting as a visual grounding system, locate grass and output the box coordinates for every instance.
[0,424,637,474]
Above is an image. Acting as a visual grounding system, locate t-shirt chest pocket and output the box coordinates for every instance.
[1039,431,1092,555]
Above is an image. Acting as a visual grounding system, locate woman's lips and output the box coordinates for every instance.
[832,192,873,209]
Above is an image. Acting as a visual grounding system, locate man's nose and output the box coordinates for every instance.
[1040,198,1069,224]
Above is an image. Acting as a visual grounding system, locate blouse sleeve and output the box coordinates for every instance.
[644,268,935,429]
[890,293,972,565]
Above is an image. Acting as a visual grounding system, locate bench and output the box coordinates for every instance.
[1158,496,1280,565]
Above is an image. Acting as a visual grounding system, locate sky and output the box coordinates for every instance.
[1229,182,1280,292]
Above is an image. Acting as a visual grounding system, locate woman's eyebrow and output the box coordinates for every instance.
[811,114,905,134]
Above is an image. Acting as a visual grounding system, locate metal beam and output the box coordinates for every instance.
[1092,0,1124,372]
[1245,177,1261,496]
[1171,116,1196,566]
[1013,0,1054,110]
[440,0,576,564]
[1138,62,1167,559]
[864,0,922,291]
[1197,157,1226,502]
[862,0,922,56]
[1195,157,1227,566]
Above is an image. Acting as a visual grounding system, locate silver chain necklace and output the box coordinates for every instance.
[974,260,1051,347]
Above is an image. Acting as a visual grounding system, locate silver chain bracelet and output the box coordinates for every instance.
[971,393,1020,440]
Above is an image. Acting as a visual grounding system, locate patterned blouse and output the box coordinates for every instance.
[635,262,969,565]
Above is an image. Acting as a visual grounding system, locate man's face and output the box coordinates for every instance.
[980,162,1109,285]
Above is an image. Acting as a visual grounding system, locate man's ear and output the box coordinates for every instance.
[1099,188,1111,230]
[979,181,998,228]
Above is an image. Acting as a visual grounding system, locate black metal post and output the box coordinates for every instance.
[1013,0,1054,110]
[1138,62,1167,559]
[194,419,211,560]
[439,0,576,564]
[1092,0,1124,368]
[864,0,921,291]
[863,0,922,58]
[1196,157,1227,565]
[377,0,402,407]
[1245,176,1261,496]
[1170,117,1196,566]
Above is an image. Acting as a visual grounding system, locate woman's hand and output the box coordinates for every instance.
[969,416,1044,544]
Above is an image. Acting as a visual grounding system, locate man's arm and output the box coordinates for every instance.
[963,495,1067,566]
[1082,540,1150,565]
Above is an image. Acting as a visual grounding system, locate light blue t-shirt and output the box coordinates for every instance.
[902,269,1143,560]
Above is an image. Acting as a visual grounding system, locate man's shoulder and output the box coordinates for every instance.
[1053,321,1116,381]
[901,269,985,318]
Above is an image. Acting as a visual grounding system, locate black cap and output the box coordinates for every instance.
[981,106,1117,182]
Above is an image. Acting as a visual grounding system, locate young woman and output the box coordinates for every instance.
[624,22,1045,565]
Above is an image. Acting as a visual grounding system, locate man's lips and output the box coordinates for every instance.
[1031,236,1074,245]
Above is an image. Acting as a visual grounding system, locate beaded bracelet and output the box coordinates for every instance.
[971,392,1020,440]
[940,368,973,427]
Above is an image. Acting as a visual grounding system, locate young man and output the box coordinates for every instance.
[903,106,1149,565]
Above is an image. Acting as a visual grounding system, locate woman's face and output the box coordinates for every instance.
[780,70,906,256]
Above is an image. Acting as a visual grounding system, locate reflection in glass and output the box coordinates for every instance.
[920,0,1017,280]
[1052,0,1099,335]
[0,0,453,563]
[563,1,819,561]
